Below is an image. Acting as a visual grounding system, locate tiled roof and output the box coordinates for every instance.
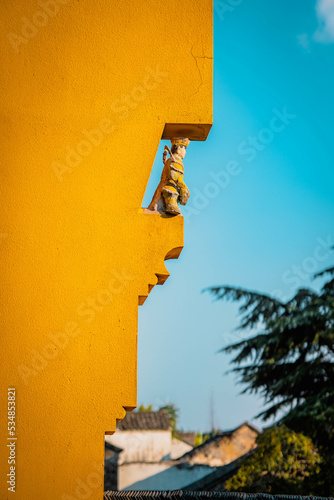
[117,410,171,431]
[182,453,252,491]
[177,422,260,464]
[104,491,330,499]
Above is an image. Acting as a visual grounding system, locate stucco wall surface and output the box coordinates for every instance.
[106,430,172,464]
[0,0,213,498]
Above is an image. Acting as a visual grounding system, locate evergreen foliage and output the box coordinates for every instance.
[207,264,334,494]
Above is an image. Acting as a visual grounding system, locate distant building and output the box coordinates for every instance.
[178,422,260,467]
[105,413,260,491]
[106,410,192,463]
[182,453,254,491]
[105,410,193,490]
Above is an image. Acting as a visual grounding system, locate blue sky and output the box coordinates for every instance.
[139,0,334,432]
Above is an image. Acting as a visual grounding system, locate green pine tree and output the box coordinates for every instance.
[206,264,334,494]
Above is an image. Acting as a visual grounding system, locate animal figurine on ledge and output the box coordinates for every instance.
[148,137,190,215]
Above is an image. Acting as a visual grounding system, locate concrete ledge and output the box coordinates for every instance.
[162,123,212,141]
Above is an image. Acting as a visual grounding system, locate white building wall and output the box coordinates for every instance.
[106,430,172,463]
[170,437,193,459]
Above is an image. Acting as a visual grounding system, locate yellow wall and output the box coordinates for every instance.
[0,1,212,498]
